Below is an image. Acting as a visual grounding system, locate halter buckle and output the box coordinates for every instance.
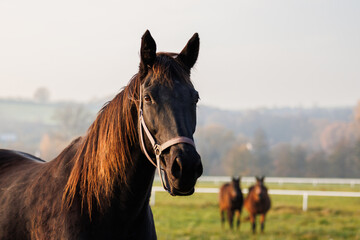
[154,144,161,156]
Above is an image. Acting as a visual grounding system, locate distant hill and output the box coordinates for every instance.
[0,99,102,153]
[1,98,358,177]
[0,98,355,151]
[0,98,102,123]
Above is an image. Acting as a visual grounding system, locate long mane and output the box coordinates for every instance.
[62,53,192,215]
[62,73,141,214]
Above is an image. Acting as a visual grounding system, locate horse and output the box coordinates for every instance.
[219,176,243,230]
[244,176,271,234]
[0,30,203,240]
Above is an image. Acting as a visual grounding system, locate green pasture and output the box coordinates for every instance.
[152,183,360,240]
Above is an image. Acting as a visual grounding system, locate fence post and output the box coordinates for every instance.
[302,193,308,211]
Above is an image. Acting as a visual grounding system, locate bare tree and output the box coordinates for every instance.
[222,144,253,176]
[33,87,51,103]
[38,104,94,160]
[53,103,94,141]
[195,124,236,175]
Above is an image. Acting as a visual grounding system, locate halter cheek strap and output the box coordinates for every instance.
[138,88,196,194]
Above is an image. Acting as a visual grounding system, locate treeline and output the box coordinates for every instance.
[1,98,360,177]
[195,102,360,178]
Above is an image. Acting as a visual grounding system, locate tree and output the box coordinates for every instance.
[222,143,254,176]
[273,143,293,177]
[272,143,307,177]
[194,124,236,175]
[251,128,273,176]
[328,139,360,178]
[33,87,51,103]
[53,104,94,140]
[292,145,307,177]
[306,150,329,177]
[354,101,360,139]
[352,139,360,176]
[355,101,360,123]
[328,140,351,177]
[38,104,94,160]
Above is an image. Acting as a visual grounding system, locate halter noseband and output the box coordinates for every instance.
[138,87,196,194]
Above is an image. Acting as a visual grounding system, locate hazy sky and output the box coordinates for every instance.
[1,0,359,110]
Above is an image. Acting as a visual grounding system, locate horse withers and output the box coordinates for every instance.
[219,176,243,230]
[244,176,271,234]
[0,30,202,239]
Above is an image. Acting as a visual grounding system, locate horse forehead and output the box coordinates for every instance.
[254,185,262,194]
[158,81,193,99]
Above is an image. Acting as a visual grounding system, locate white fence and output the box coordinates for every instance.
[151,186,360,211]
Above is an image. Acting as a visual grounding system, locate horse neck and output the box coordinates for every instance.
[63,92,156,218]
[117,148,156,211]
[233,183,241,191]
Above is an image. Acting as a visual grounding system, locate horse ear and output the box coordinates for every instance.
[255,176,260,182]
[140,30,157,73]
[176,33,199,70]
[261,176,265,182]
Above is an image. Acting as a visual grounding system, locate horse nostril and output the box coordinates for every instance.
[171,157,182,179]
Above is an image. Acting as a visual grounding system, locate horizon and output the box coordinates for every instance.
[0,95,357,113]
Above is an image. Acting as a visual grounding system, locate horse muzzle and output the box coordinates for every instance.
[163,143,203,196]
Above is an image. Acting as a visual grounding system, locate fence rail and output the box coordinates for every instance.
[151,186,360,211]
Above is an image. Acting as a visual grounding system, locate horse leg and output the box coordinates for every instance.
[260,214,266,233]
[249,213,256,234]
[227,209,234,230]
[220,210,225,229]
[235,210,241,230]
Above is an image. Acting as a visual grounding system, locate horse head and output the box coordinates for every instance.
[230,176,241,198]
[138,30,203,196]
[231,176,241,189]
[254,176,267,201]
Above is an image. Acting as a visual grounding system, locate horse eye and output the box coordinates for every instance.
[144,94,152,103]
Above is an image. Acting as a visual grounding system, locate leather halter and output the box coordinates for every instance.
[138,86,196,194]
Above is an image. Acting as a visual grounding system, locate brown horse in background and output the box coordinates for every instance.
[244,176,271,233]
[219,176,243,230]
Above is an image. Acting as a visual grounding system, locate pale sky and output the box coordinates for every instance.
[1,0,359,110]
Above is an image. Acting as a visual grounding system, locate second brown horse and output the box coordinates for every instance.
[244,176,271,233]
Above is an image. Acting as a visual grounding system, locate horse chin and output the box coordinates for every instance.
[170,186,195,196]
[166,178,195,196]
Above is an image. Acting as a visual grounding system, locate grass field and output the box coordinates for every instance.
[152,183,360,240]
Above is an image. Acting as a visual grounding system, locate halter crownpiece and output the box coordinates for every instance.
[138,87,196,194]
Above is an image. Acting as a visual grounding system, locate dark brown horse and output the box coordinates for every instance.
[219,176,243,230]
[0,30,203,240]
[244,176,271,234]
